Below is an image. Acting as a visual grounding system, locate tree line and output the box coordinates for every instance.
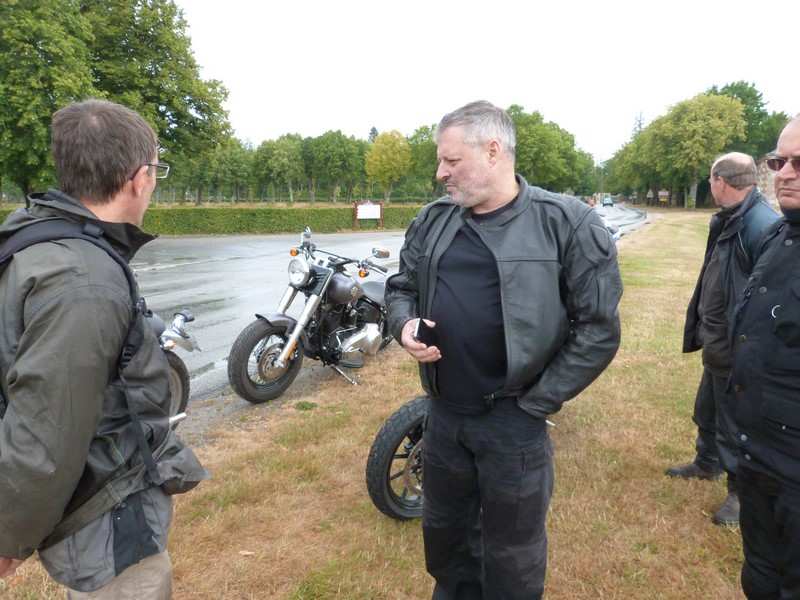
[0,1,789,207]
[605,82,789,208]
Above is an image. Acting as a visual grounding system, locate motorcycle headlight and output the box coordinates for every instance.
[288,257,311,287]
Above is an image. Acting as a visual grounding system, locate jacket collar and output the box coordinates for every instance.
[459,175,532,226]
[15,189,157,262]
[715,186,765,239]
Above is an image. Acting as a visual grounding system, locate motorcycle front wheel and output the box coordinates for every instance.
[164,350,190,420]
[227,319,303,403]
[366,395,427,520]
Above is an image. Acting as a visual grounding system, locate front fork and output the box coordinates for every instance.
[273,288,324,369]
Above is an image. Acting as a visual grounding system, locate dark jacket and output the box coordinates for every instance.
[0,190,209,590]
[730,217,800,485]
[385,176,623,419]
[682,187,779,374]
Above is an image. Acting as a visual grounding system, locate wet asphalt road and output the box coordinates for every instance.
[133,230,407,403]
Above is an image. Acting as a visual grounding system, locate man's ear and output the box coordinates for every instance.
[129,166,147,197]
[486,140,501,165]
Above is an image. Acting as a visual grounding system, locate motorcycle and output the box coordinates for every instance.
[227,227,393,404]
[146,309,200,425]
[366,395,427,520]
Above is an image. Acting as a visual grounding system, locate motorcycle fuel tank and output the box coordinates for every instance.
[327,271,365,304]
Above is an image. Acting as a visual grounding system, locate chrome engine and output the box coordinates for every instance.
[332,323,383,362]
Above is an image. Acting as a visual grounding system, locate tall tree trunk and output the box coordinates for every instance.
[687,167,698,209]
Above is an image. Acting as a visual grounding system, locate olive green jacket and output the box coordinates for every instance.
[0,190,208,591]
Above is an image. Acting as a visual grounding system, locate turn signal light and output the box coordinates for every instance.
[358,268,369,278]
[290,248,299,256]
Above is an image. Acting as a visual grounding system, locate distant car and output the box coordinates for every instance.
[602,197,614,207]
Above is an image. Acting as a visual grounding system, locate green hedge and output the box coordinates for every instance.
[0,204,424,235]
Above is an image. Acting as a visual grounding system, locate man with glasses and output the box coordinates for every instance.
[730,114,800,598]
[0,99,207,598]
[667,152,778,527]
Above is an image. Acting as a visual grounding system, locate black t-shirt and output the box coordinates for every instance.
[430,200,516,414]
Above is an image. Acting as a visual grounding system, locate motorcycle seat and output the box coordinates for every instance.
[361,280,386,306]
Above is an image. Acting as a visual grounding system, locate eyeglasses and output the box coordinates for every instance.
[766,157,800,172]
[128,162,170,180]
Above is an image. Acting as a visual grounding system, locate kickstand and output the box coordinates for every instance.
[331,365,358,385]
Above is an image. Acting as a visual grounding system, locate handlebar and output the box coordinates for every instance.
[364,259,388,274]
[298,245,388,274]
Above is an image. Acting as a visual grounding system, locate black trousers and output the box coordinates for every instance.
[738,465,800,599]
[692,368,738,491]
[422,398,554,600]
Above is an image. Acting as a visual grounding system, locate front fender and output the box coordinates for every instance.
[255,312,310,349]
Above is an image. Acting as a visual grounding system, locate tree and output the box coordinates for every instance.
[365,130,411,202]
[707,81,789,157]
[82,0,231,164]
[0,0,97,196]
[300,137,317,204]
[652,94,745,207]
[509,105,580,193]
[573,150,599,196]
[269,135,304,202]
[312,131,361,202]
[253,140,276,200]
[408,125,440,198]
[209,139,253,201]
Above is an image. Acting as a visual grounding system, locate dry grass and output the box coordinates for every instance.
[2,208,746,599]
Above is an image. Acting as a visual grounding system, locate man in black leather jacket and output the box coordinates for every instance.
[730,115,800,598]
[385,101,622,600]
[667,153,778,526]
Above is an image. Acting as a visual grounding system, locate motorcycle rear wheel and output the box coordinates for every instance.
[366,395,427,520]
[227,319,303,403]
[165,350,190,420]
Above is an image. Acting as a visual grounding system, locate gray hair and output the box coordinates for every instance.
[711,152,756,190]
[434,101,516,160]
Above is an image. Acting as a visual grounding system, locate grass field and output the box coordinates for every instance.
[1,208,747,599]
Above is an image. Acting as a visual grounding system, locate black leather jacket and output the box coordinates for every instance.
[682,187,779,374]
[386,176,623,419]
[731,217,800,484]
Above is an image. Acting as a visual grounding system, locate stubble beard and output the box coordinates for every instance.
[448,172,492,209]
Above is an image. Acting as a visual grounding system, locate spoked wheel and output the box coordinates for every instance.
[366,395,428,520]
[227,319,303,403]
[164,350,190,419]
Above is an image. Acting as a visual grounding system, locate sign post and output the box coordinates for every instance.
[354,200,383,229]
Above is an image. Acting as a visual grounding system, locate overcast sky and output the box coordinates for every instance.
[173,0,796,163]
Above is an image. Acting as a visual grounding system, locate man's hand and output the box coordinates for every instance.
[0,557,24,579]
[401,319,441,363]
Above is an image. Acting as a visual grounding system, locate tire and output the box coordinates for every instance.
[164,350,190,419]
[227,319,303,403]
[366,395,428,520]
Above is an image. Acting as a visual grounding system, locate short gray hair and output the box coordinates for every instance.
[711,152,756,190]
[435,101,516,160]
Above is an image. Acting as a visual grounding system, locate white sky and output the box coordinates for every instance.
[174,0,797,163]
